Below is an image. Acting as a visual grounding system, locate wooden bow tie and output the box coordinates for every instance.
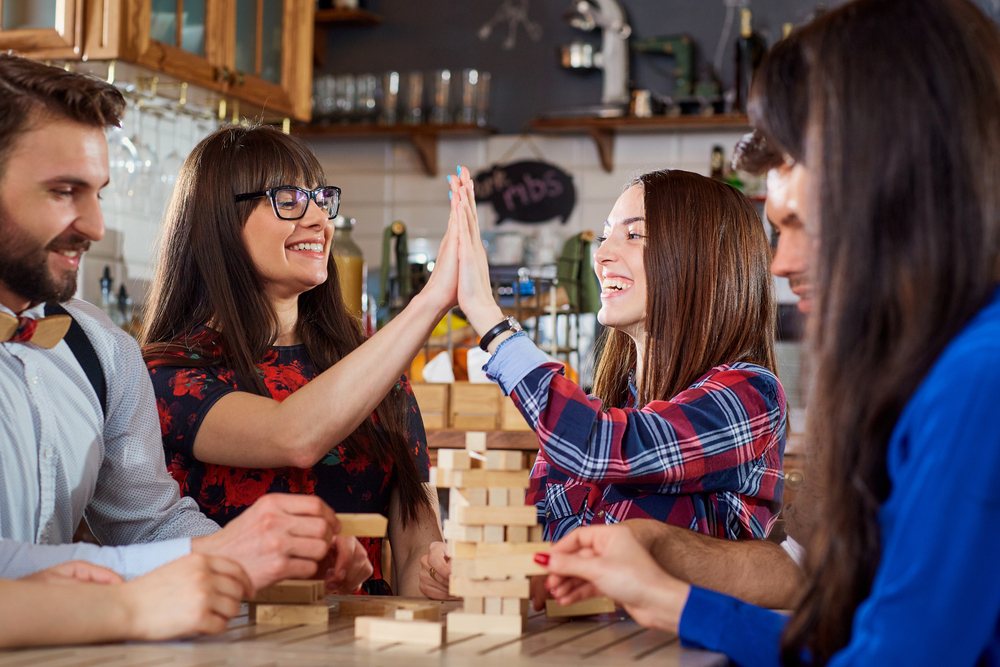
[0,312,72,349]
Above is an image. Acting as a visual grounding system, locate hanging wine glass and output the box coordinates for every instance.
[106,122,138,210]
[158,111,186,210]
[128,95,158,213]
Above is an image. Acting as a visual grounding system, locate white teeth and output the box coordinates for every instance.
[57,250,80,258]
[602,279,631,292]
[290,243,324,252]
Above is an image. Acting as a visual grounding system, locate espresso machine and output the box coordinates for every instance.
[555,0,631,116]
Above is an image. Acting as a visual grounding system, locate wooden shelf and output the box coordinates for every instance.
[530,114,752,173]
[425,430,539,451]
[315,7,383,26]
[313,8,383,67]
[292,123,496,176]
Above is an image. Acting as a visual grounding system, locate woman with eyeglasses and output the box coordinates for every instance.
[139,125,458,596]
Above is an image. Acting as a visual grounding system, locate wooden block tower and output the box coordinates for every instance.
[430,431,549,635]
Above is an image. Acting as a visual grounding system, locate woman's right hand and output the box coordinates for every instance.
[118,553,251,641]
[418,540,454,599]
[450,166,506,336]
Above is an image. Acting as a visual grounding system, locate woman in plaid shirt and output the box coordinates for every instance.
[420,167,785,600]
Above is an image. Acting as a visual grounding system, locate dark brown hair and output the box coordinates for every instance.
[0,54,124,176]
[140,125,430,525]
[782,0,1000,663]
[591,170,777,408]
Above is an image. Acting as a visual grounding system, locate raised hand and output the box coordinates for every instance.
[448,165,505,335]
[541,524,691,633]
[191,493,340,592]
[419,170,462,316]
[119,553,251,640]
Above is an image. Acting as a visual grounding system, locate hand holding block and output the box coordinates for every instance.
[337,513,388,537]
[545,596,616,617]
[356,617,445,646]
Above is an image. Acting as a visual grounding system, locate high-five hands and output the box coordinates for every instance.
[448,166,506,336]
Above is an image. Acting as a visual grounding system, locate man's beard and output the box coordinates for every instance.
[0,202,90,305]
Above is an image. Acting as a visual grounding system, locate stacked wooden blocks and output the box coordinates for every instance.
[433,431,548,635]
[353,601,445,646]
[250,579,328,625]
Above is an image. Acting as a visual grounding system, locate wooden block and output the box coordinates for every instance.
[356,617,444,646]
[338,513,388,537]
[485,450,522,471]
[484,525,505,542]
[450,575,530,598]
[477,542,551,557]
[465,431,488,452]
[529,524,544,542]
[450,383,501,430]
[337,597,399,619]
[437,449,471,470]
[412,382,449,415]
[443,520,483,543]
[488,487,510,506]
[454,505,538,527]
[506,525,528,543]
[545,596,616,618]
[447,611,526,635]
[474,554,547,578]
[247,579,324,604]
[501,396,533,431]
[422,413,446,430]
[452,414,498,430]
[503,597,530,616]
[448,541,477,560]
[455,487,488,506]
[449,558,481,582]
[394,604,440,622]
[432,468,531,489]
[256,601,329,625]
[484,597,503,615]
[463,596,484,614]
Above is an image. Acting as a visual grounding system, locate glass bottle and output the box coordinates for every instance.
[734,9,768,113]
[331,215,367,321]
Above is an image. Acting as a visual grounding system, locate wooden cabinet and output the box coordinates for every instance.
[0,0,313,121]
[0,0,86,59]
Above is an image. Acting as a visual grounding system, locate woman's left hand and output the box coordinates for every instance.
[542,525,691,633]
[322,535,374,594]
[418,541,455,599]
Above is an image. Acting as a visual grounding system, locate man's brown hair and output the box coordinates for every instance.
[0,54,124,175]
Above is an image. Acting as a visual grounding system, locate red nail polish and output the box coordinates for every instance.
[533,552,550,566]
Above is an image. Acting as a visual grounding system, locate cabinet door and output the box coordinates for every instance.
[0,0,85,59]
[221,0,313,121]
[84,0,226,93]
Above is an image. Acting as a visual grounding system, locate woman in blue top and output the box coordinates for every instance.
[534,0,1000,665]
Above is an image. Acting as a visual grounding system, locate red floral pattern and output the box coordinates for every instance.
[147,327,430,596]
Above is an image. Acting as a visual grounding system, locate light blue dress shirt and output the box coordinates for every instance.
[0,299,218,579]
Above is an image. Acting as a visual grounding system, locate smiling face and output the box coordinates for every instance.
[0,117,108,313]
[241,187,334,303]
[766,161,814,312]
[594,185,647,340]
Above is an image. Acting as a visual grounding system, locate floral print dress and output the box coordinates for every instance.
[146,327,430,595]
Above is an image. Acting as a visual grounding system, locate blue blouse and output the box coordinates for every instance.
[679,287,1000,667]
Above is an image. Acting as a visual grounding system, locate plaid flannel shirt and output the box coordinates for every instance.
[484,334,786,542]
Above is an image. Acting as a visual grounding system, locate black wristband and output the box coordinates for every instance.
[479,316,520,351]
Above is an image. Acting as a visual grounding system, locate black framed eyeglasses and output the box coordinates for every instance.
[234,185,341,220]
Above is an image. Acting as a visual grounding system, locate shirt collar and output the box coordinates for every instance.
[0,302,46,319]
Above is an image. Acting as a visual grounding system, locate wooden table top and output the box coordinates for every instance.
[0,596,726,667]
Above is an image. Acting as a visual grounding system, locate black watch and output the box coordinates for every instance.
[479,316,522,351]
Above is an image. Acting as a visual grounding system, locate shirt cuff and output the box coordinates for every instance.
[483,333,549,395]
[0,537,192,581]
[679,585,788,665]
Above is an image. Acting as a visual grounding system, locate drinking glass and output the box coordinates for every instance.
[431,69,451,124]
[404,71,423,125]
[381,71,399,125]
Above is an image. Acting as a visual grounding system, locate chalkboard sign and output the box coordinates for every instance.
[474,160,576,224]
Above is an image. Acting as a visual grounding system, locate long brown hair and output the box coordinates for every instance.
[591,170,777,408]
[782,1,1000,663]
[140,125,430,525]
